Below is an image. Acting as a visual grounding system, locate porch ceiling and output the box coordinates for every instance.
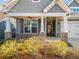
[13,16,63,19]
[0,13,6,20]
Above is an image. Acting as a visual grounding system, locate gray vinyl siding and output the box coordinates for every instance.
[9,0,52,13]
[48,4,64,13]
[69,0,79,7]
[68,19,79,21]
[8,0,65,13]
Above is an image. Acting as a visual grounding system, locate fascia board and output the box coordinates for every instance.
[2,0,19,12]
[75,0,79,4]
[43,0,56,13]
[59,0,71,12]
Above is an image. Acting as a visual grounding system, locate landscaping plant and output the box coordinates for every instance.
[0,36,68,59]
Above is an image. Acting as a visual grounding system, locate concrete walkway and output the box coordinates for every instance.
[47,37,60,40]
[68,38,79,48]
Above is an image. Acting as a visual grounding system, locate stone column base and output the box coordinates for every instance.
[5,32,12,39]
[61,32,68,41]
[40,32,46,37]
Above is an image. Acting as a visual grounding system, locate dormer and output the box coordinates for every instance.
[64,0,79,13]
[43,0,71,13]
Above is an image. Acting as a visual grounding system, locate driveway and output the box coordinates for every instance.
[68,38,79,48]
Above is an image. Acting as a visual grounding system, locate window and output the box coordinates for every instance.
[63,0,73,6]
[31,20,38,33]
[24,18,38,33]
[32,0,40,3]
[24,20,30,33]
[70,7,79,13]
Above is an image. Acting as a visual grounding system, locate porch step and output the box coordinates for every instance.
[47,37,61,40]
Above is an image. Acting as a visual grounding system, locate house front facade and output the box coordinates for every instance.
[3,0,79,39]
[0,13,6,39]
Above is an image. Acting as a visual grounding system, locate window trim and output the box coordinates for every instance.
[32,0,40,3]
[23,18,38,34]
[70,7,79,13]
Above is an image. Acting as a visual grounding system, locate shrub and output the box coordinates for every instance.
[0,37,68,59]
[65,48,79,59]
[23,37,44,55]
[39,40,68,58]
[49,40,68,56]
[0,40,17,58]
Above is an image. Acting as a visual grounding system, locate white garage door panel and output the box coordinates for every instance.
[68,21,79,38]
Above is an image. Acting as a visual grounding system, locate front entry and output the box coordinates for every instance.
[47,19,56,37]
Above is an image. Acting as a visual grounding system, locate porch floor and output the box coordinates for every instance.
[68,38,79,48]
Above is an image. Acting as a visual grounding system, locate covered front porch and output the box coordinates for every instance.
[5,13,68,40]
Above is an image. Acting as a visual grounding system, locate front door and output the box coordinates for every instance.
[47,20,56,36]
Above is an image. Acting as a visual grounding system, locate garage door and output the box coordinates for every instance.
[68,21,79,38]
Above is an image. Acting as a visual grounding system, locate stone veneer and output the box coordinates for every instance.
[15,33,42,39]
[5,32,12,39]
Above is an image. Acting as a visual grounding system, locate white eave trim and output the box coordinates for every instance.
[43,0,56,13]
[7,13,67,16]
[59,0,71,12]
[2,0,19,12]
[43,0,71,13]
[32,0,40,3]
[75,0,79,4]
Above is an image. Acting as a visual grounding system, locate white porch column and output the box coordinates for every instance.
[40,16,45,35]
[62,16,68,41]
[63,16,68,33]
[5,16,12,39]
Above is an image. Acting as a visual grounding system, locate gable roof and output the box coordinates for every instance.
[75,0,79,3]
[48,4,65,13]
[67,0,79,6]
[43,0,71,13]
[1,0,71,13]
[65,0,73,6]
[1,0,19,12]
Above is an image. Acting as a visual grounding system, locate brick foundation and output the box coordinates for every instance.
[40,32,46,37]
[15,33,40,39]
[15,33,46,39]
[61,32,68,41]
